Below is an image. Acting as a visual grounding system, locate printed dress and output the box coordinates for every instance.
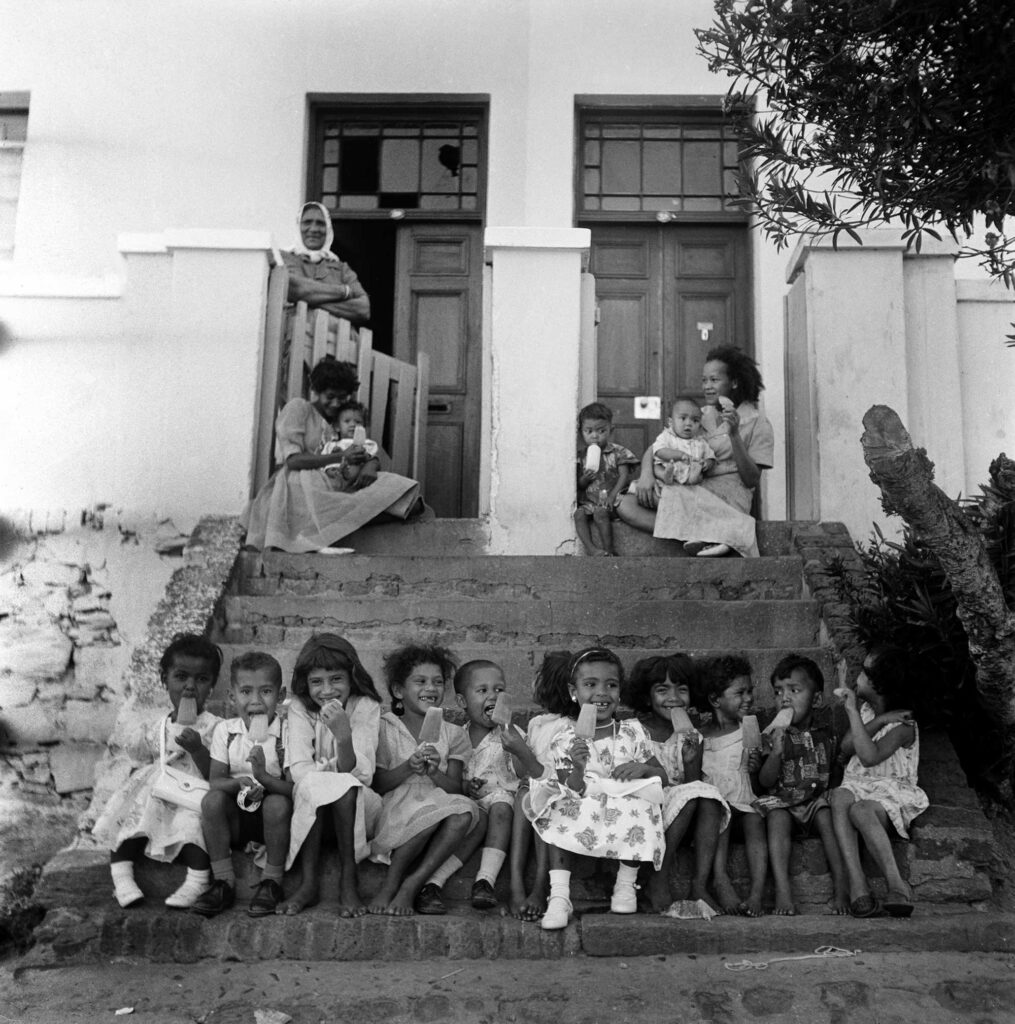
[465,728,520,811]
[648,732,731,832]
[839,722,928,838]
[369,713,480,864]
[92,710,220,861]
[701,728,758,814]
[525,718,666,868]
[285,696,382,868]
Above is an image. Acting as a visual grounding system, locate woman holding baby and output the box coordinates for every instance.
[617,346,774,558]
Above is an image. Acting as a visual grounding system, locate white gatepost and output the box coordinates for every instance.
[484,227,591,554]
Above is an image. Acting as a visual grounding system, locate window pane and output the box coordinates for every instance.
[0,112,27,143]
[420,193,459,210]
[461,195,477,210]
[322,194,337,210]
[345,124,379,136]
[584,196,601,210]
[460,166,477,193]
[380,138,419,193]
[602,196,641,211]
[601,140,640,194]
[602,124,640,139]
[643,195,679,212]
[461,138,478,164]
[421,138,459,193]
[643,125,681,140]
[684,126,721,139]
[584,139,600,165]
[338,194,378,210]
[323,139,338,163]
[322,167,338,193]
[683,141,721,195]
[643,140,681,194]
[339,138,380,193]
[584,168,600,195]
[683,196,723,211]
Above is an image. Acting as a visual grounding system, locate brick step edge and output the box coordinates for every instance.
[18,904,1013,969]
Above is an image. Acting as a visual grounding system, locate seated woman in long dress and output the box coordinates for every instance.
[617,346,774,558]
[283,202,370,326]
[241,357,421,552]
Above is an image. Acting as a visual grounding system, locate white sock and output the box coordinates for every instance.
[614,863,639,891]
[165,868,211,908]
[548,868,571,903]
[111,861,144,908]
[475,848,506,886]
[426,855,463,889]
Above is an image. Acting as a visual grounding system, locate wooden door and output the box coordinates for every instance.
[590,223,751,458]
[394,223,484,518]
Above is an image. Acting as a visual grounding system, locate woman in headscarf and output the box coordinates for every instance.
[282,201,370,326]
[280,633,383,916]
[240,357,422,552]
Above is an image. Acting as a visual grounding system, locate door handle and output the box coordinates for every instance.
[428,400,452,414]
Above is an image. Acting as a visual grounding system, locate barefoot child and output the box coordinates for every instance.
[192,651,292,918]
[455,659,543,911]
[756,654,848,915]
[699,655,768,916]
[368,643,482,916]
[524,647,666,930]
[574,402,638,556]
[92,634,222,909]
[625,654,730,913]
[830,645,927,918]
[281,633,383,916]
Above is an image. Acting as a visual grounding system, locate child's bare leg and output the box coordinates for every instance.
[508,791,535,918]
[831,788,871,906]
[523,834,551,921]
[591,507,615,555]
[813,805,849,914]
[711,815,741,914]
[766,808,796,915]
[278,811,323,915]
[689,799,723,910]
[651,799,698,912]
[385,813,473,914]
[574,510,604,556]
[849,799,911,899]
[331,789,366,916]
[741,812,768,917]
[368,826,436,915]
[201,789,239,865]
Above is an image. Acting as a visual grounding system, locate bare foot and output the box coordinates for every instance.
[646,872,672,913]
[772,896,798,916]
[830,888,850,916]
[688,882,721,915]
[713,876,741,915]
[739,895,765,918]
[336,878,366,918]
[592,548,611,557]
[277,883,319,916]
[509,888,545,922]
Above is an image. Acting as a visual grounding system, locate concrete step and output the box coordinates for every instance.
[218,596,820,650]
[236,553,807,602]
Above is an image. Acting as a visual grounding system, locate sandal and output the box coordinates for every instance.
[848,894,881,918]
[884,890,914,918]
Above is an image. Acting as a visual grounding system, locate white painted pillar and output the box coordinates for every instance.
[484,227,591,554]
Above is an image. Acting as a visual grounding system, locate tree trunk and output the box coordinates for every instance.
[861,405,1015,726]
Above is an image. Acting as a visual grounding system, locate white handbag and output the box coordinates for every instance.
[151,715,209,813]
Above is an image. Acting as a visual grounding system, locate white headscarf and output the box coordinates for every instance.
[287,201,339,263]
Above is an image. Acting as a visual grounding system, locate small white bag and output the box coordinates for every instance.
[151,715,209,813]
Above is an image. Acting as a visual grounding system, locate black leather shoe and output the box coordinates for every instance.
[470,879,498,910]
[413,882,446,915]
[248,879,284,918]
[191,879,235,918]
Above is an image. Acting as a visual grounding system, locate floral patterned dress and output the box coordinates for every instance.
[369,713,480,865]
[525,717,665,868]
[647,732,731,832]
[284,695,382,868]
[92,710,220,861]
[839,722,928,838]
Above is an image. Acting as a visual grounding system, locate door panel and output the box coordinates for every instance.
[394,223,483,518]
[590,224,750,459]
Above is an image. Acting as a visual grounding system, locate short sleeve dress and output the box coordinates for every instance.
[369,712,480,864]
[465,729,521,810]
[524,718,666,868]
[284,695,383,868]
[577,442,640,513]
[92,710,220,861]
[701,727,759,815]
[240,397,420,552]
[646,730,731,832]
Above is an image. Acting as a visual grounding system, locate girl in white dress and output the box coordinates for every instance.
[368,643,481,916]
[830,645,928,918]
[92,634,222,909]
[699,655,768,916]
[625,655,730,912]
[524,647,667,931]
[280,633,383,917]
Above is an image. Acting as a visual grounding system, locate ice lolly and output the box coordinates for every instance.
[669,707,694,735]
[574,703,599,740]
[176,696,198,726]
[740,714,762,750]
[490,693,513,728]
[418,706,444,745]
[717,396,735,412]
[833,687,852,701]
[248,713,270,743]
[584,444,602,473]
[353,425,367,446]
[763,707,794,734]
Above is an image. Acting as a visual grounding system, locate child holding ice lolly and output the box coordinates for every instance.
[320,400,380,491]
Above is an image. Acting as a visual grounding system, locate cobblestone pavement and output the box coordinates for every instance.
[2,950,1015,1023]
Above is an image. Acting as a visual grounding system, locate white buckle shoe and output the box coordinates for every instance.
[611,882,638,914]
[540,895,573,930]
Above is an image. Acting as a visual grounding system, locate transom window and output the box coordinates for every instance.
[311,106,484,217]
[578,108,745,219]
[0,101,29,259]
